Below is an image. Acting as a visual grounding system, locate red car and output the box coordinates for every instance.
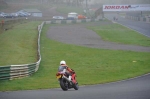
[78,15,86,19]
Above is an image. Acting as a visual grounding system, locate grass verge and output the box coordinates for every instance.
[0,22,150,91]
[88,22,150,46]
[0,20,41,66]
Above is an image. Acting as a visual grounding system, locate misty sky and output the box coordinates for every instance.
[88,0,150,5]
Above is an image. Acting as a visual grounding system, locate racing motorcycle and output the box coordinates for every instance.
[56,67,79,91]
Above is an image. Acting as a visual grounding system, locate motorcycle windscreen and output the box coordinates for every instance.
[58,66,67,72]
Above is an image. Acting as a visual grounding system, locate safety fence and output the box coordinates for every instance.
[0,22,44,80]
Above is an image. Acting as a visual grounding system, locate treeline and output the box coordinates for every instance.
[5,0,150,4]
[5,0,85,6]
[0,0,8,5]
[120,0,150,4]
[4,0,150,8]
[0,0,8,10]
[5,0,84,4]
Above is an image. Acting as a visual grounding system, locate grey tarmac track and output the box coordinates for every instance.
[105,13,150,38]
[0,73,150,99]
[47,22,150,52]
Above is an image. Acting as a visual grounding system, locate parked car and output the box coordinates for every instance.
[0,13,14,18]
[16,10,30,17]
[52,16,65,20]
[16,12,28,17]
[10,13,18,17]
[78,15,87,19]
[23,12,31,16]
[6,14,14,18]
[0,13,7,18]
[67,12,78,20]
[0,12,5,17]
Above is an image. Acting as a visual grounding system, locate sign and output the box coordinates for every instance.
[103,4,150,11]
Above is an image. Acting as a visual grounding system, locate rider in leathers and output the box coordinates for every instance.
[58,60,73,81]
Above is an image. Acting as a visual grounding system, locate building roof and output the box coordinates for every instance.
[23,9,42,13]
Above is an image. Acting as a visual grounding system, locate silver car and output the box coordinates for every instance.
[52,16,65,20]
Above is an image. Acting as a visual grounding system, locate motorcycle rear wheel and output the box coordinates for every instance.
[60,79,68,91]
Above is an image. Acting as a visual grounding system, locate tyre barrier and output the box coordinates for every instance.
[0,22,44,81]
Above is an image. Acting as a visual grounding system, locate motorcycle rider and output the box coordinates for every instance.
[58,60,73,82]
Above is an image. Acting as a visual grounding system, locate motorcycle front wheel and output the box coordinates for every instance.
[73,82,79,90]
[60,79,68,91]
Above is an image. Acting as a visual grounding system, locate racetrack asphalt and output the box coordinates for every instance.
[105,13,150,38]
[47,21,150,52]
[1,73,150,99]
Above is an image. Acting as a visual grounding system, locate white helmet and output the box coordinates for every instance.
[60,60,66,65]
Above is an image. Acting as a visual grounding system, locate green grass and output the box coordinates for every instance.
[88,23,150,46]
[0,21,41,66]
[0,23,150,91]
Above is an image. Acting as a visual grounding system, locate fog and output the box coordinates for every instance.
[89,0,150,5]
[4,0,150,4]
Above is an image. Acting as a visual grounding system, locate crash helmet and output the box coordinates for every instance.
[60,60,66,65]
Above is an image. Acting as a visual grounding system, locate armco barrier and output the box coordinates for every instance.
[0,22,44,80]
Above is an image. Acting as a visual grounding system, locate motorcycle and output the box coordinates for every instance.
[56,67,79,91]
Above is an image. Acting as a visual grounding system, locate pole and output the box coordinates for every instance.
[141,11,142,17]
[85,0,88,16]
[86,0,87,9]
